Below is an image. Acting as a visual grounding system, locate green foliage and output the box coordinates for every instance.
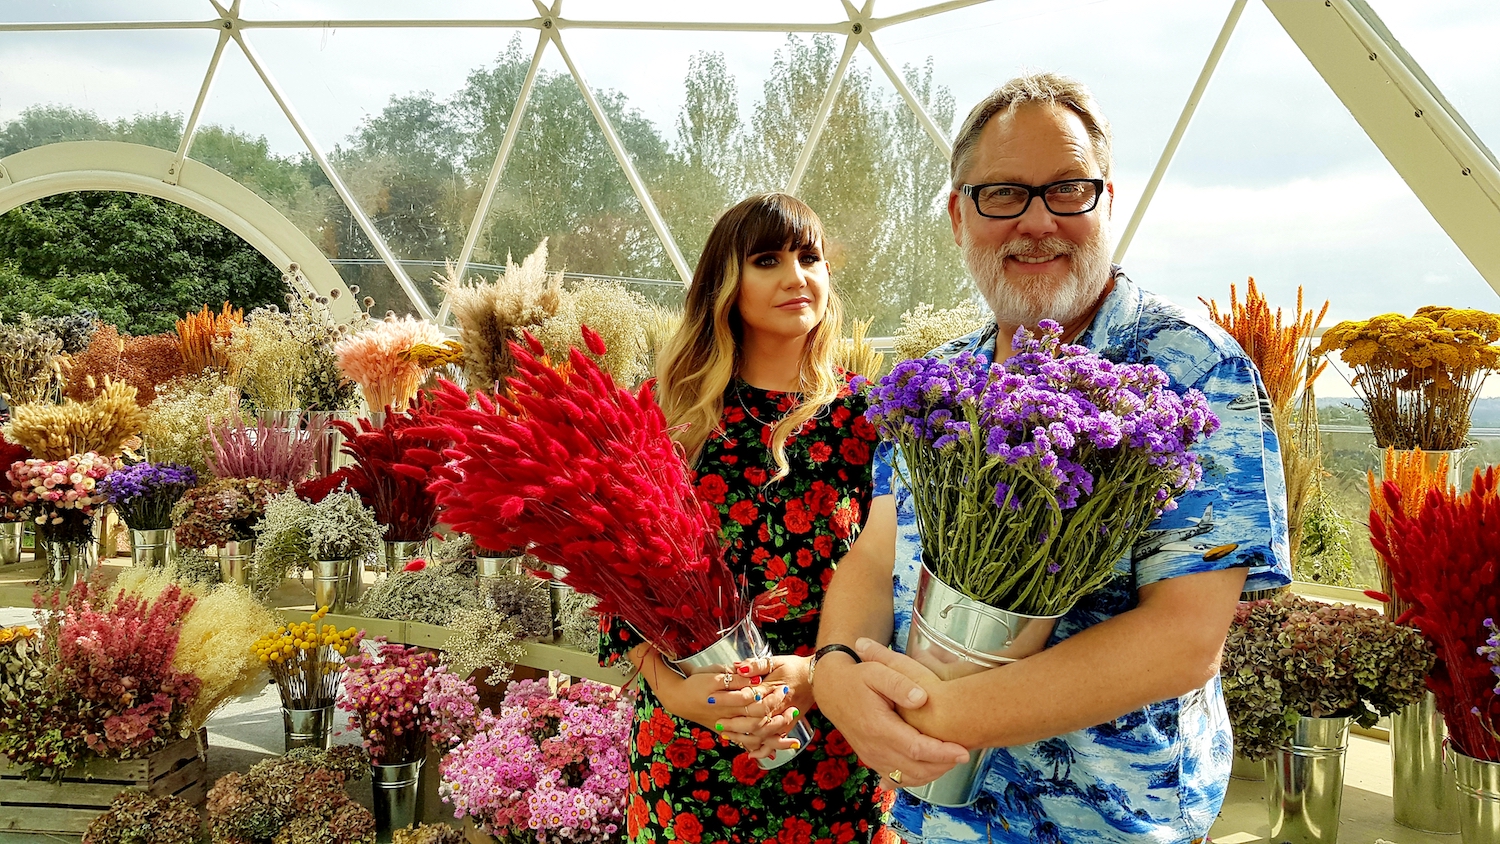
[1295,488,1358,587]
[1222,592,1434,760]
[0,191,285,335]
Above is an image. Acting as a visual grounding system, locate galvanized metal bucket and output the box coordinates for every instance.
[219,538,254,586]
[371,757,424,836]
[902,563,1061,807]
[1392,690,1460,833]
[377,539,428,575]
[282,705,334,751]
[130,528,172,568]
[1268,715,1351,844]
[1454,747,1500,844]
[669,614,812,770]
[0,521,23,566]
[313,558,353,612]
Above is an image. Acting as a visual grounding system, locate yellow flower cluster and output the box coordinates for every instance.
[399,340,465,368]
[3,378,148,460]
[1314,307,1500,389]
[0,625,37,646]
[251,606,360,664]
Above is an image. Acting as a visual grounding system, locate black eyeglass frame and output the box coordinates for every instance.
[960,178,1106,219]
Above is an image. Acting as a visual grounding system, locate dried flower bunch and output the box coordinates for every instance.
[392,825,465,844]
[1366,447,1453,621]
[441,241,564,392]
[536,279,654,386]
[171,477,284,550]
[251,606,362,710]
[142,374,241,475]
[334,314,445,412]
[252,490,382,597]
[31,309,99,354]
[103,461,198,531]
[224,306,311,411]
[205,746,374,844]
[1314,306,1500,450]
[440,607,526,684]
[0,583,202,779]
[82,789,201,844]
[342,642,481,764]
[325,405,448,542]
[419,329,745,659]
[207,414,326,484]
[176,302,242,375]
[0,433,34,522]
[7,451,117,544]
[1202,279,1328,565]
[0,319,65,404]
[892,300,989,361]
[439,678,630,843]
[558,589,603,655]
[481,570,553,641]
[1222,591,1434,761]
[835,316,886,379]
[1371,467,1500,761]
[643,304,682,381]
[356,563,480,627]
[63,324,188,405]
[400,339,465,369]
[5,378,147,460]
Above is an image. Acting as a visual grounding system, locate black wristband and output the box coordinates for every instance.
[809,643,861,689]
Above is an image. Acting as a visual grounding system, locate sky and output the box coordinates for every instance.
[2,0,1500,397]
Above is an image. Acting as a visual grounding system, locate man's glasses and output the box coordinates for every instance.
[960,178,1105,219]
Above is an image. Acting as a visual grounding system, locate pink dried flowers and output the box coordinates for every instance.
[206,413,327,484]
[335,314,445,413]
[7,451,117,544]
[340,642,480,764]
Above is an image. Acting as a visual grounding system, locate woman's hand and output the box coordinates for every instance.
[634,645,775,738]
[729,655,814,759]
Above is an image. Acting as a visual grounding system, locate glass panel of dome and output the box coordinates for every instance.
[557,0,846,25]
[1,1,205,23]
[1365,0,1500,158]
[466,44,682,293]
[235,0,538,21]
[0,28,220,154]
[237,26,537,262]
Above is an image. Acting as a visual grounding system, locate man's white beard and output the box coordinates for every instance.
[963,220,1114,328]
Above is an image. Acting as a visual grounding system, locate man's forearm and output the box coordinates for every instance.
[816,496,897,650]
[908,567,1247,749]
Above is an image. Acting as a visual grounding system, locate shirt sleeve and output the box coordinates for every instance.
[1132,355,1293,592]
[873,441,896,498]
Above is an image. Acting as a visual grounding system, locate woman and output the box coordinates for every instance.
[602,193,887,844]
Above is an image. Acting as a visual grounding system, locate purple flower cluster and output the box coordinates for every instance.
[439,678,631,844]
[864,321,1220,614]
[102,462,198,531]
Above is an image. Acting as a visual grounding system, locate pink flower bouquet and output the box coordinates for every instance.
[6,452,117,544]
[340,642,481,765]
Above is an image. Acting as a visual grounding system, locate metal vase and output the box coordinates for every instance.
[371,757,424,837]
[548,565,573,644]
[1392,690,1460,833]
[902,563,1061,807]
[282,705,334,752]
[1453,748,1500,844]
[129,528,172,568]
[0,521,23,565]
[313,558,353,612]
[376,539,428,574]
[476,551,524,610]
[42,538,99,589]
[1268,715,1351,844]
[668,614,812,770]
[219,538,254,586]
[307,410,358,478]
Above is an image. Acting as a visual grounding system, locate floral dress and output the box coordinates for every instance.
[602,375,890,844]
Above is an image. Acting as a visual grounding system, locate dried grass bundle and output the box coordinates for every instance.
[1368,447,1454,621]
[334,315,445,412]
[1202,279,1328,565]
[893,301,989,360]
[142,374,242,475]
[643,305,682,380]
[0,320,64,404]
[63,325,188,405]
[535,280,653,386]
[4,378,147,459]
[836,316,886,378]
[206,414,326,484]
[440,242,563,392]
[177,303,242,374]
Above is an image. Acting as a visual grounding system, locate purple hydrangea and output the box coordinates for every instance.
[102,462,198,531]
[865,320,1219,614]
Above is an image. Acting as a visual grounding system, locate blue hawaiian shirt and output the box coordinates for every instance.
[874,269,1292,844]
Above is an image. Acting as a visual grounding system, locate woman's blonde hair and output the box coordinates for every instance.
[656,193,845,481]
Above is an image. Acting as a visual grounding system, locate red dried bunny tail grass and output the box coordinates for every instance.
[422,328,745,659]
[329,396,451,542]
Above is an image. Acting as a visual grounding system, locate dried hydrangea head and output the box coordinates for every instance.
[4,378,147,460]
[440,241,564,391]
[82,789,201,844]
[893,300,990,360]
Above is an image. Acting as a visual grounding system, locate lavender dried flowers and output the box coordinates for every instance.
[142,374,241,475]
[103,462,198,531]
[206,414,326,484]
[82,789,202,844]
[0,319,64,405]
[481,570,553,640]
[4,378,147,460]
[170,477,284,550]
[357,563,481,627]
[440,241,563,392]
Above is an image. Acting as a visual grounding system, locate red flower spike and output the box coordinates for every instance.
[521,330,546,357]
[404,558,427,572]
[580,323,608,356]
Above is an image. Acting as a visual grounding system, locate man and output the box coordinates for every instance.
[811,73,1290,844]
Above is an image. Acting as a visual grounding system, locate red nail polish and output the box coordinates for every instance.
[752,676,763,684]
[737,665,751,675]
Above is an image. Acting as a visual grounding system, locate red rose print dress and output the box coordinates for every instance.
[602,376,890,844]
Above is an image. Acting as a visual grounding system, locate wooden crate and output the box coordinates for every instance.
[0,728,207,834]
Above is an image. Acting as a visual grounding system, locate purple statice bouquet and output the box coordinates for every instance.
[102,462,199,531]
[439,678,630,844]
[865,320,1218,616]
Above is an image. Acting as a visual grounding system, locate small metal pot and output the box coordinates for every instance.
[282,705,334,752]
[219,538,254,586]
[1268,715,1351,844]
[130,528,172,568]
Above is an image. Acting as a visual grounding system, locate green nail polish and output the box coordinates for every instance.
[790,707,800,719]
[715,722,724,731]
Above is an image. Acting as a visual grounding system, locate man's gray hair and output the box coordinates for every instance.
[949,72,1114,189]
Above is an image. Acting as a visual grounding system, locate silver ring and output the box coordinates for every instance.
[723,674,732,690]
